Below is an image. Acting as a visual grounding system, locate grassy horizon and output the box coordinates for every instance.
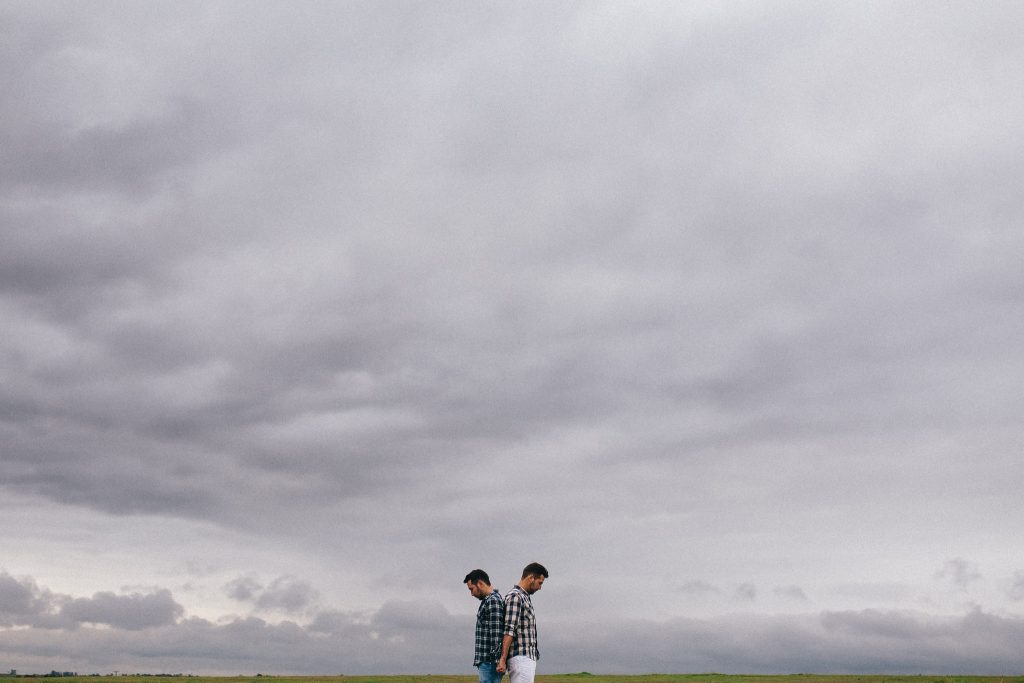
[2,675,1022,683]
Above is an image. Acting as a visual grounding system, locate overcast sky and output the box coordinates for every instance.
[3,0,1024,676]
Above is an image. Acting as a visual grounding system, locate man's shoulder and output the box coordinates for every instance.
[484,590,503,605]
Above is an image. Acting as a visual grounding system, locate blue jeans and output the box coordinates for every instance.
[477,662,502,683]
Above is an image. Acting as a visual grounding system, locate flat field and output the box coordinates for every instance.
[2,675,1022,683]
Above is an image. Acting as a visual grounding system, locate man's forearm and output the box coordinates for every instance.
[496,634,513,672]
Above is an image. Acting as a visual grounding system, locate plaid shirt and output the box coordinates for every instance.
[503,586,539,661]
[474,589,504,665]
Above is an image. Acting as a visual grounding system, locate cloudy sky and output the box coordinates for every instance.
[3,0,1024,676]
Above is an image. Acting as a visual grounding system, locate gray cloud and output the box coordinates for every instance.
[935,558,982,591]
[4,0,1020,531]
[225,575,320,615]
[773,585,808,602]
[255,577,320,614]
[677,581,721,597]
[59,590,183,631]
[1,573,1023,675]
[0,572,57,628]
[548,609,1024,675]
[3,0,1024,674]
[224,577,262,603]
[733,584,757,602]
[0,571,181,631]
[1007,572,1024,602]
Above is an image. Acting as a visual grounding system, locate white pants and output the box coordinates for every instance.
[508,655,536,683]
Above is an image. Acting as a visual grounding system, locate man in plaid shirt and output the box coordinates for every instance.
[465,569,504,683]
[497,563,548,683]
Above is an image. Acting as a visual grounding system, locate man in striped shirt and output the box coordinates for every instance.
[465,569,504,683]
[497,563,548,683]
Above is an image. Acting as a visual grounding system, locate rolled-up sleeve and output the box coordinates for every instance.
[503,591,521,637]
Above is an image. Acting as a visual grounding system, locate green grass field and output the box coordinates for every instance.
[2,675,1022,683]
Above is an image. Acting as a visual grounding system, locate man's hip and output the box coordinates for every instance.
[477,662,503,683]
[507,655,537,683]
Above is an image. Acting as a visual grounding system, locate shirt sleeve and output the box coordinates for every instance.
[484,594,503,651]
[503,591,521,637]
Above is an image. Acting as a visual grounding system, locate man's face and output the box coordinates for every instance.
[467,580,488,600]
[524,574,545,594]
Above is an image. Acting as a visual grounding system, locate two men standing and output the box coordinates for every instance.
[465,563,549,683]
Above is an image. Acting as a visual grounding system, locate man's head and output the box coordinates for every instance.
[464,569,493,600]
[519,562,548,595]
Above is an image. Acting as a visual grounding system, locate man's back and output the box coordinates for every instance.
[498,563,548,683]
[475,589,504,665]
[503,585,539,661]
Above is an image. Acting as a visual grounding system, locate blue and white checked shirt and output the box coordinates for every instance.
[474,589,504,666]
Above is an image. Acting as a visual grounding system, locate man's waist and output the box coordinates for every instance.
[507,643,539,657]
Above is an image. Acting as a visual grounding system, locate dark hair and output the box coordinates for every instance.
[464,569,491,585]
[521,562,549,579]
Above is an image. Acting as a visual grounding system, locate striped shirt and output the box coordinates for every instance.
[503,586,539,661]
[474,589,504,665]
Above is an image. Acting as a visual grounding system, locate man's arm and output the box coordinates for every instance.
[497,592,520,674]
[484,594,504,662]
[497,634,513,674]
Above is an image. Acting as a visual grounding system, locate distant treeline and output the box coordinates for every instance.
[1,675,195,679]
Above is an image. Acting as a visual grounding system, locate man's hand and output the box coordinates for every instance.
[497,633,512,675]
